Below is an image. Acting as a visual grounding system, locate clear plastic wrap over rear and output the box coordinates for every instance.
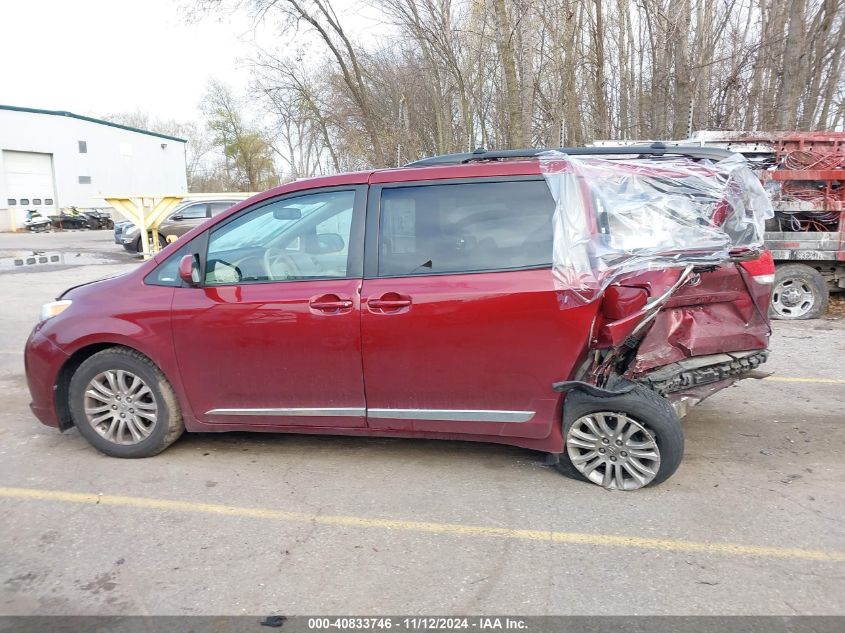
[540,152,773,305]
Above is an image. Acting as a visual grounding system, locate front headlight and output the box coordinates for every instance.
[39,300,72,322]
[124,225,139,236]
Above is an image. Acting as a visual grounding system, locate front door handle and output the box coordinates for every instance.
[310,294,353,313]
[368,292,412,312]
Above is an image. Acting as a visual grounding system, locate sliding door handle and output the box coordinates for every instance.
[367,293,412,312]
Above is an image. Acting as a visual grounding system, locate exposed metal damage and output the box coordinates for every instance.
[541,151,775,415]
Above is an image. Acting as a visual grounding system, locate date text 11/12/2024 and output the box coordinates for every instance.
[306,617,528,630]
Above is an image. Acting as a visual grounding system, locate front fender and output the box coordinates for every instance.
[39,284,199,430]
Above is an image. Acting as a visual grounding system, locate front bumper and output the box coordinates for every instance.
[24,328,69,428]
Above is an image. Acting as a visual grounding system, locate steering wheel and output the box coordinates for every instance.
[264,246,301,280]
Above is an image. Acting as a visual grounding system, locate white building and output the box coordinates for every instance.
[0,105,187,231]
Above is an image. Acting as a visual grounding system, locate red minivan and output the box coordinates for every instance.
[24,146,774,490]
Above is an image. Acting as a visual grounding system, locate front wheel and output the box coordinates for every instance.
[132,233,167,253]
[556,383,684,490]
[68,348,184,457]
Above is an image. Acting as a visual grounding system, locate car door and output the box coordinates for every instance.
[171,186,367,427]
[361,178,600,439]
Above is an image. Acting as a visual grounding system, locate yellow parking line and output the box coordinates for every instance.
[763,377,845,385]
[1,486,843,562]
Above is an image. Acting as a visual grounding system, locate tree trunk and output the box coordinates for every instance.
[492,0,524,147]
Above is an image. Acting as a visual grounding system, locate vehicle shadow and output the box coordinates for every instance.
[168,430,544,469]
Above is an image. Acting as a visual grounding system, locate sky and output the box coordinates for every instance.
[0,0,384,125]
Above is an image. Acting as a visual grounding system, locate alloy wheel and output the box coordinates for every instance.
[83,370,158,445]
[566,412,661,490]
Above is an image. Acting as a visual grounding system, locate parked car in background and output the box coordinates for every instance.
[26,146,773,491]
[117,197,246,252]
[113,220,133,245]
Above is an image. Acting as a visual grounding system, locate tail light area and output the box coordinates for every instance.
[591,255,773,367]
[600,285,649,320]
[738,250,775,285]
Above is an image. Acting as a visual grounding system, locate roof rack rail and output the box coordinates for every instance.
[404,143,734,167]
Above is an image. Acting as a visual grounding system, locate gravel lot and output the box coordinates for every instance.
[0,230,843,616]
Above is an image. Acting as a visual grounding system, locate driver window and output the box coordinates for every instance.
[205,190,356,285]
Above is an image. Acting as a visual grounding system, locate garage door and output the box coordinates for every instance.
[4,151,56,229]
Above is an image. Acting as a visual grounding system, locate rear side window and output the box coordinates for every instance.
[378,180,555,277]
[20,198,30,205]
[209,202,235,216]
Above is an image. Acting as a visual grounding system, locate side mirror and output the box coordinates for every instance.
[171,214,184,221]
[178,254,201,287]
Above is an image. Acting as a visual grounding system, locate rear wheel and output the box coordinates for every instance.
[556,383,684,490]
[770,263,828,320]
[68,348,184,457]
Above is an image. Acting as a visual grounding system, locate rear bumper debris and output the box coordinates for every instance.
[634,350,769,418]
[636,350,769,395]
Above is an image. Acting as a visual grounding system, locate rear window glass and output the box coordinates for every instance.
[209,202,235,216]
[378,180,555,277]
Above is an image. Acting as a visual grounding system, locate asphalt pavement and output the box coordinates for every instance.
[0,230,843,615]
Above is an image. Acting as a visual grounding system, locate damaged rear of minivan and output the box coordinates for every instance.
[542,150,775,490]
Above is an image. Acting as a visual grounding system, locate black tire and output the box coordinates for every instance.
[556,382,684,490]
[770,263,828,320]
[131,233,166,253]
[68,348,184,458]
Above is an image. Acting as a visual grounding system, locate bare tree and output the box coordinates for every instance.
[192,0,845,175]
[202,80,278,190]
